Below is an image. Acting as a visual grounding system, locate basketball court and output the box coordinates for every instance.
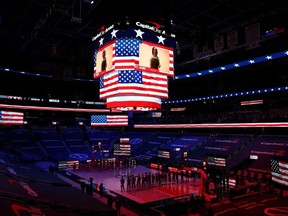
[68,163,201,205]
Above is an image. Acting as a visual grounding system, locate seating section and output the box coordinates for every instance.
[1,127,288,175]
[162,134,208,160]
[245,135,288,171]
[203,134,250,157]
[14,140,47,161]
[61,128,91,160]
[119,131,153,155]
[0,157,116,216]
[87,129,120,153]
[5,128,46,160]
[188,134,251,168]
[61,128,85,141]
[0,130,8,143]
[34,129,62,140]
[9,128,34,142]
[34,130,70,161]
[160,134,207,151]
[226,135,288,172]
[134,132,180,157]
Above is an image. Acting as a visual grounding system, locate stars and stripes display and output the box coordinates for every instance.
[114,39,141,70]
[90,115,128,127]
[99,70,168,109]
[113,143,131,156]
[271,158,288,186]
[93,25,176,111]
[207,156,226,167]
[93,50,98,77]
[0,110,24,125]
[241,99,263,105]
[228,178,236,188]
[113,137,131,156]
[100,70,168,99]
[158,150,170,159]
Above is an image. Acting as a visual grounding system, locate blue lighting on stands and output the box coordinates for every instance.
[163,86,288,104]
[1,50,288,107]
[0,67,53,78]
[174,50,288,80]
[1,50,288,84]
[1,50,288,82]
[0,67,97,82]
[0,94,105,105]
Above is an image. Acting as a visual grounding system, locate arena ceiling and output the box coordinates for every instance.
[0,0,287,73]
[0,0,288,109]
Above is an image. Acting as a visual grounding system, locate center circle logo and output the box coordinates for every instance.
[69,153,89,160]
[130,138,143,145]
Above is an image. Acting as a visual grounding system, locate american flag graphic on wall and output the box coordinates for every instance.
[114,143,131,156]
[91,115,128,127]
[271,158,288,186]
[0,111,24,125]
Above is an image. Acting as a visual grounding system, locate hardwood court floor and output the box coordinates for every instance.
[69,164,201,204]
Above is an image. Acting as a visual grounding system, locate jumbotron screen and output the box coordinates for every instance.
[92,21,176,111]
[93,21,176,79]
[94,40,173,78]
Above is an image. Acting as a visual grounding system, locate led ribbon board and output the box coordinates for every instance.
[92,21,176,111]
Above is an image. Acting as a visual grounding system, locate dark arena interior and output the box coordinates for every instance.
[0,0,288,215]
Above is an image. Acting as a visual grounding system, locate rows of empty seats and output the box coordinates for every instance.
[187,134,251,168]
[0,156,116,215]
[2,127,288,175]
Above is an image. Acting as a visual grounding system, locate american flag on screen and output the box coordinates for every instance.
[271,158,288,186]
[96,37,172,110]
[0,111,24,125]
[91,115,128,127]
[93,49,97,75]
[113,38,140,70]
[94,38,139,76]
[99,70,168,99]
